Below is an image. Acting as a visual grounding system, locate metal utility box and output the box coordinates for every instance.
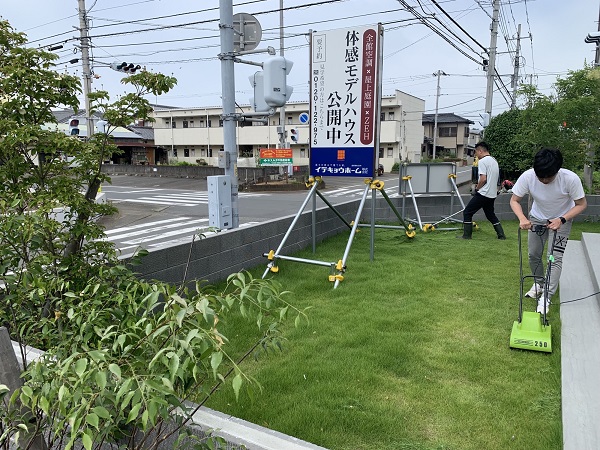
[208,175,232,229]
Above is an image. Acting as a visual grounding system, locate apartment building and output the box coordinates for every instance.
[152,90,425,172]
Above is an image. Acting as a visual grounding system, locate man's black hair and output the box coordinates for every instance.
[534,148,563,178]
[475,141,490,152]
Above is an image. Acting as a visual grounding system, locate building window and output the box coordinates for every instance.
[172,149,178,157]
[464,126,469,137]
[171,121,177,128]
[201,149,206,157]
[165,119,171,127]
[207,120,212,127]
[183,120,188,128]
[219,119,223,127]
[288,116,292,125]
[190,120,194,127]
[388,112,395,121]
[387,147,393,157]
[239,145,253,157]
[208,148,213,157]
[191,149,196,157]
[380,112,385,121]
[439,127,457,137]
[184,149,190,157]
[300,148,306,158]
[379,147,384,158]
[200,120,205,127]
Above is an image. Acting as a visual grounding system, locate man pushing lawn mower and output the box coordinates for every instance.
[510,148,587,314]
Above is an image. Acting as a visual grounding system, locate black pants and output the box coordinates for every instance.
[463,193,499,224]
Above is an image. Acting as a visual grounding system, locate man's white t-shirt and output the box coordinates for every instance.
[477,155,499,198]
[512,168,585,220]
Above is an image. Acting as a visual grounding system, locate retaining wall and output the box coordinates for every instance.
[132,193,600,285]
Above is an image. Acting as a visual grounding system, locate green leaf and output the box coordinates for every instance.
[232,373,243,401]
[85,413,99,429]
[92,406,111,419]
[74,358,88,377]
[126,402,142,423]
[175,307,187,327]
[94,371,107,390]
[81,431,93,450]
[58,385,68,402]
[210,351,223,378]
[169,353,180,379]
[108,363,121,380]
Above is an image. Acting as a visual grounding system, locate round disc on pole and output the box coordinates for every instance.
[233,13,262,52]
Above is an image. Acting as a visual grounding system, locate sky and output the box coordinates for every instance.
[2,0,599,128]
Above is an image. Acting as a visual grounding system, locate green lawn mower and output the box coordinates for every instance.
[509,226,557,353]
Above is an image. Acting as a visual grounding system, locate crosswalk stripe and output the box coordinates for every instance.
[104,217,192,235]
[139,196,204,205]
[117,199,198,206]
[122,223,212,245]
[108,219,209,241]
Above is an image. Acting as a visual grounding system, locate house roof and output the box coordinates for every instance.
[128,126,154,140]
[422,113,474,125]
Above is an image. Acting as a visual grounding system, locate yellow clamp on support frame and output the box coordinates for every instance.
[370,180,384,190]
[402,175,412,181]
[473,221,480,231]
[422,223,435,233]
[448,173,456,179]
[265,250,279,272]
[305,176,322,188]
[405,223,416,239]
[328,260,346,282]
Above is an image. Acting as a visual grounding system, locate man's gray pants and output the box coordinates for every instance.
[528,217,572,299]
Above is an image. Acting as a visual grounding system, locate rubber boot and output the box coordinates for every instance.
[493,223,506,240]
[457,222,473,239]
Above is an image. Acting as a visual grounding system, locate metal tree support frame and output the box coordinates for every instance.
[400,163,466,232]
[262,177,415,288]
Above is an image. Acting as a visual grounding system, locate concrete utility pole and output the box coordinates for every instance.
[582,6,600,190]
[484,0,500,118]
[432,70,447,159]
[510,24,522,109]
[278,0,287,151]
[219,0,240,228]
[77,0,94,137]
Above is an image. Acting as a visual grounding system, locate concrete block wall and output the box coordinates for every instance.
[132,194,600,285]
[133,201,359,285]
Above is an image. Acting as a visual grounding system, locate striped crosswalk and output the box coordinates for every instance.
[103,216,259,257]
[107,191,270,207]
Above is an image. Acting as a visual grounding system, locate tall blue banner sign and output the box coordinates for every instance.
[309,26,382,177]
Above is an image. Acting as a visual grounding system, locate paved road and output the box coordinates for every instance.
[99,168,472,256]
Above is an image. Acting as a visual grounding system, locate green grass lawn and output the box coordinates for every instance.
[203,220,599,450]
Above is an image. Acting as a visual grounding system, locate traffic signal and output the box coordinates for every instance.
[248,71,271,112]
[110,62,142,73]
[263,56,293,107]
[69,118,80,136]
[290,128,298,143]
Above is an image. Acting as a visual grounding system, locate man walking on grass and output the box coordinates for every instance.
[458,141,505,240]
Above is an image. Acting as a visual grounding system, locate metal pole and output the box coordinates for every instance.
[484,0,500,117]
[432,70,446,160]
[278,0,287,153]
[219,0,240,228]
[77,0,94,138]
[510,24,522,109]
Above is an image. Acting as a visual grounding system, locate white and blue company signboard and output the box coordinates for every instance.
[310,25,382,177]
